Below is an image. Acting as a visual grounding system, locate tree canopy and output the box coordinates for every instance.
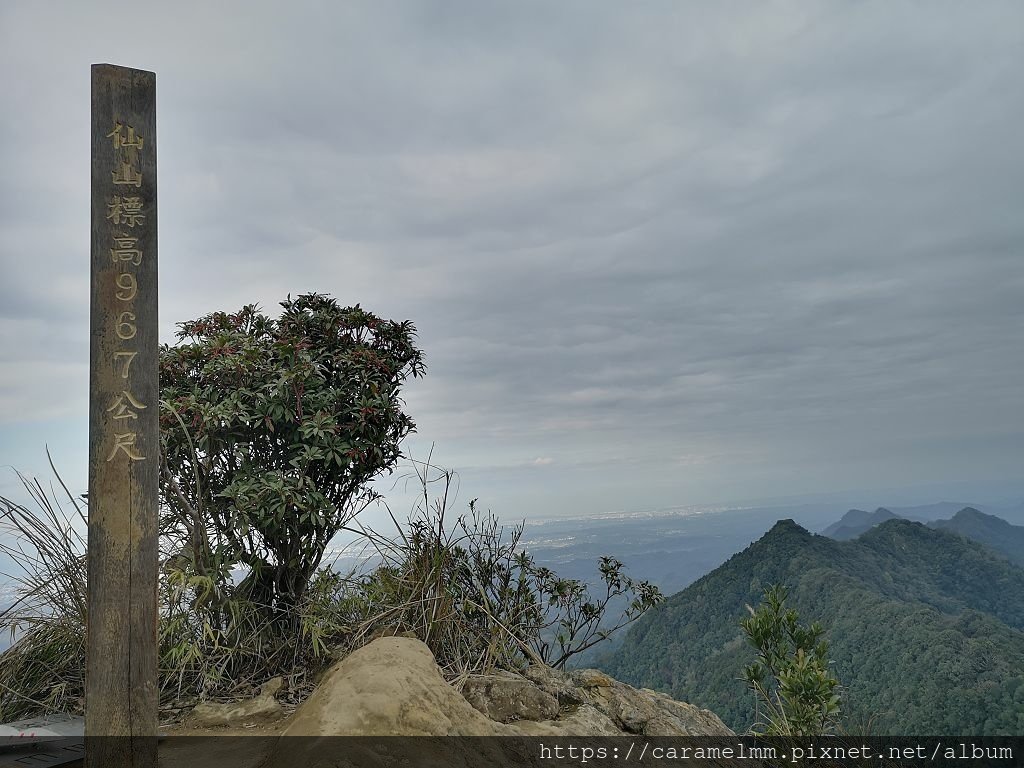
[159,293,425,617]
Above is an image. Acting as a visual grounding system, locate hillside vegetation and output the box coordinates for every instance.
[822,505,1024,568]
[602,518,1024,735]
[0,295,662,722]
[931,507,1024,568]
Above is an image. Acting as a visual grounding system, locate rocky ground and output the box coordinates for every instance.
[154,636,744,768]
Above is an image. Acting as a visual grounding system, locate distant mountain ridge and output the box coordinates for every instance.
[821,505,1024,567]
[600,517,1024,735]
[822,507,904,539]
[931,507,1024,568]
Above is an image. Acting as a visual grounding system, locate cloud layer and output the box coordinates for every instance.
[1,1,1022,517]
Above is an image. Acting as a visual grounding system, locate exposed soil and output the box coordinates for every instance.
[157,715,293,768]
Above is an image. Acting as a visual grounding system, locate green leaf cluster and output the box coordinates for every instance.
[340,463,663,675]
[159,293,425,627]
[741,585,841,736]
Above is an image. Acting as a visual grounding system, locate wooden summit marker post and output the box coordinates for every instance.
[87,64,158,768]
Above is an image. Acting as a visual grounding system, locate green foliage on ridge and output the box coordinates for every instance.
[0,461,661,720]
[602,518,1024,735]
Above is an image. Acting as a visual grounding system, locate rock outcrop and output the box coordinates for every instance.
[190,676,285,727]
[263,637,740,768]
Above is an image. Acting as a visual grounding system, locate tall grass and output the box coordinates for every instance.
[0,456,87,720]
[0,452,658,720]
[0,458,348,719]
[338,453,662,677]
[336,458,546,679]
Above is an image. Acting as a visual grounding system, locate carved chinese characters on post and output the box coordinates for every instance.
[111,236,143,265]
[108,121,144,188]
[106,121,146,463]
[89,63,158,767]
[106,389,147,461]
[114,350,138,379]
[108,121,143,153]
[107,196,145,227]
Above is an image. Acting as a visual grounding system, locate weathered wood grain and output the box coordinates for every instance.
[87,63,158,768]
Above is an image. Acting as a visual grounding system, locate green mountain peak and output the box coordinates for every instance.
[601,512,1024,735]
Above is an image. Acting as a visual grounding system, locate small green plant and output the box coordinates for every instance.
[740,584,841,737]
[529,556,663,669]
[343,454,663,675]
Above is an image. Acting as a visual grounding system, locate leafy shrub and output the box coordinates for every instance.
[0,456,659,718]
[0,292,657,717]
[740,584,842,736]
[344,458,663,675]
[159,293,425,629]
[0,463,355,719]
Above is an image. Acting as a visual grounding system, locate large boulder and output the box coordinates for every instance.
[263,637,742,768]
[280,636,502,737]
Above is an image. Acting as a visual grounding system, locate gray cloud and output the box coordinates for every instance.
[2,0,1022,517]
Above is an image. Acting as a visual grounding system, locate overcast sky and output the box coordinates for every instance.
[1,1,1022,525]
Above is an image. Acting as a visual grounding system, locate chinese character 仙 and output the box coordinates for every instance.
[107,123,144,150]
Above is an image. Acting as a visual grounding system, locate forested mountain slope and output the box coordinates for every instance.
[821,505,1024,567]
[601,519,1024,735]
[930,507,1024,568]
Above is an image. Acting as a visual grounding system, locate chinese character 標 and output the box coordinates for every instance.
[107,196,145,227]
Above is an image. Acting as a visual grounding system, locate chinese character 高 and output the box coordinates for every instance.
[110,237,143,266]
